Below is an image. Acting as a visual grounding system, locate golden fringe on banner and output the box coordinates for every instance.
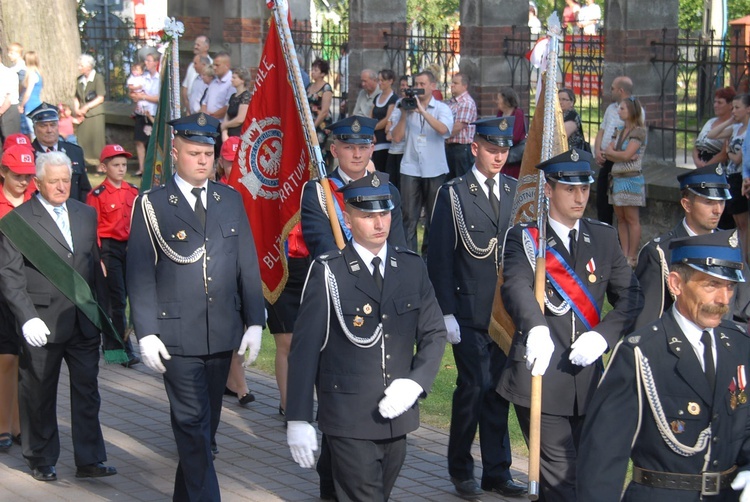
[488,81,569,353]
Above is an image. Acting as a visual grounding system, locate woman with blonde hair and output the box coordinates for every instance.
[18,51,42,138]
[74,54,107,168]
[604,95,647,267]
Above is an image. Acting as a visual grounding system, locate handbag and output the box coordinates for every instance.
[611,159,641,175]
[506,138,526,164]
[85,90,98,103]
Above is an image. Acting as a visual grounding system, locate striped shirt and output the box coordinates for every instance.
[446,91,477,145]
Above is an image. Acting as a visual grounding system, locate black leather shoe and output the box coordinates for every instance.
[482,478,528,497]
[75,462,117,478]
[121,354,141,368]
[31,465,57,481]
[238,392,255,406]
[451,477,483,500]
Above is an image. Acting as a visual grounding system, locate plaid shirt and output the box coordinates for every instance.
[446,91,477,145]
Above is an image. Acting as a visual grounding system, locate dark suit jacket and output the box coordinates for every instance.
[497,219,644,415]
[126,177,265,356]
[634,221,689,329]
[427,171,517,329]
[32,139,92,202]
[578,311,750,502]
[286,243,447,440]
[301,167,407,257]
[0,196,104,342]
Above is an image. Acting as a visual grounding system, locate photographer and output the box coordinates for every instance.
[392,70,453,254]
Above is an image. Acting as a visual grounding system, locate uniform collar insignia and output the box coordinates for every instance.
[582,232,591,244]
[348,260,361,272]
[669,337,682,344]
[469,183,478,193]
[390,256,398,268]
[169,194,179,205]
[503,182,510,193]
[213,191,220,202]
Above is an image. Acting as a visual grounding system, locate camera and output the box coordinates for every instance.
[399,87,425,111]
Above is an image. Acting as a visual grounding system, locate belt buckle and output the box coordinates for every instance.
[701,472,721,496]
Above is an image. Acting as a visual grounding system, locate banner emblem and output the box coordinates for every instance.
[237,117,283,200]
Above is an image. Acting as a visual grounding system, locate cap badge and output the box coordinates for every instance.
[730,230,739,248]
[351,119,361,133]
[197,113,207,127]
[570,150,580,162]
[169,194,179,205]
[176,230,187,240]
[371,175,380,188]
[498,119,508,131]
[41,103,48,110]
[716,166,723,175]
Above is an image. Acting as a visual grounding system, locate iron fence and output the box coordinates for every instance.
[650,27,750,163]
[80,19,152,103]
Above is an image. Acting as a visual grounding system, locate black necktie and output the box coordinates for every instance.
[191,187,206,228]
[701,330,716,391]
[485,178,499,219]
[569,229,577,264]
[372,256,383,292]
[200,88,208,105]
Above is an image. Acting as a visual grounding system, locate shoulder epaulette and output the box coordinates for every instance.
[315,250,343,263]
[91,185,105,196]
[583,217,614,229]
[127,182,140,190]
[445,177,462,187]
[392,246,419,256]
[142,184,165,195]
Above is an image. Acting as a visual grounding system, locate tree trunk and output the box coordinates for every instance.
[0,0,80,106]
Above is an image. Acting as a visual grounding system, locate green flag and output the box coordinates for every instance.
[140,45,173,192]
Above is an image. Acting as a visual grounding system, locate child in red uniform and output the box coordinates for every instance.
[87,144,140,367]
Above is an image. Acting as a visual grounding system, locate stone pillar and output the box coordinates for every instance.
[170,0,311,74]
[348,0,407,112]
[603,0,679,160]
[459,0,529,116]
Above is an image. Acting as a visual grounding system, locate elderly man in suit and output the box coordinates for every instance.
[0,151,116,482]
[287,171,446,501]
[127,112,265,501]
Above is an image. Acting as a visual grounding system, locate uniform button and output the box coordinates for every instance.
[387,374,391,379]
[678,410,684,415]
[207,256,211,260]
[407,303,411,308]
[382,314,388,320]
[231,228,235,232]
[713,436,719,443]
[384,334,390,339]
[208,277,212,281]
[333,384,338,389]
[208,297,213,303]
[386,354,390,360]
[171,234,175,238]
[67,253,73,258]
[713,414,719,421]
[161,312,167,316]
[713,460,719,467]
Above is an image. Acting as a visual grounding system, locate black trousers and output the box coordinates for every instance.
[400,173,446,255]
[162,351,232,502]
[445,143,474,180]
[19,328,106,468]
[596,160,614,225]
[515,405,585,502]
[100,238,135,356]
[448,325,513,483]
[327,434,407,502]
[385,153,403,191]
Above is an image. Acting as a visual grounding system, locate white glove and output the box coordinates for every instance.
[732,470,750,501]
[238,325,263,367]
[443,314,461,344]
[139,334,171,373]
[287,421,318,468]
[569,331,608,367]
[378,378,423,419]
[22,317,50,347]
[525,325,555,376]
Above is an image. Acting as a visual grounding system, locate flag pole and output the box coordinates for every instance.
[271,0,345,249]
[528,14,563,501]
[165,18,183,121]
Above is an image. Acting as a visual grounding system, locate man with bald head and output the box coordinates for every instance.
[352,69,381,117]
[181,35,212,113]
[594,76,638,225]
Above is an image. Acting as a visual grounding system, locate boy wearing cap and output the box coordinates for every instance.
[428,116,526,498]
[301,115,406,258]
[497,148,643,501]
[578,230,750,501]
[287,170,446,501]
[29,102,91,202]
[634,164,733,329]
[87,145,140,367]
[127,113,264,501]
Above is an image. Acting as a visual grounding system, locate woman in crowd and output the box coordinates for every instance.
[307,58,333,155]
[371,69,398,172]
[693,86,735,168]
[559,87,586,151]
[563,0,581,32]
[709,93,750,255]
[18,51,42,138]
[0,145,36,451]
[495,87,527,179]
[604,95,647,267]
[74,54,106,169]
[220,67,252,141]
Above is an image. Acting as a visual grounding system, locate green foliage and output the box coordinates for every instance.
[679,0,704,33]
[728,0,750,24]
[407,0,459,26]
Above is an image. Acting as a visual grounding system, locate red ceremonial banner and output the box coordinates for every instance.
[228,14,314,303]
